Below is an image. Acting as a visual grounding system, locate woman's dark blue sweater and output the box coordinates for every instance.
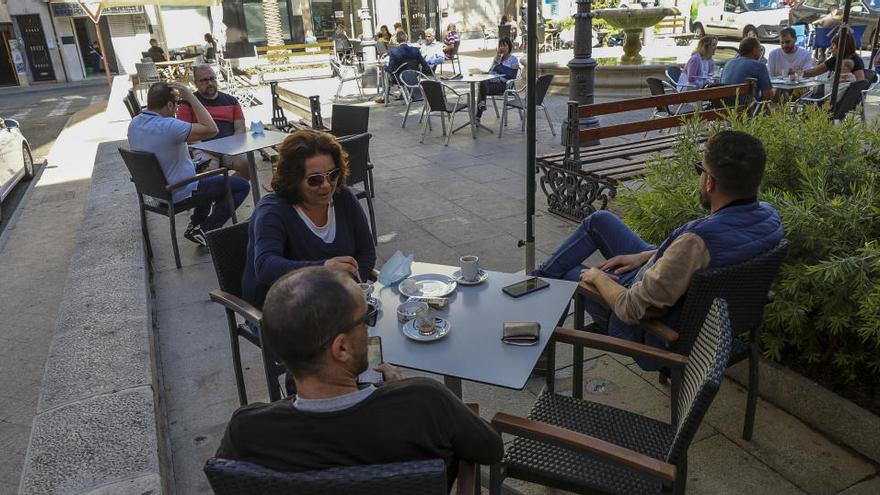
[241,188,376,308]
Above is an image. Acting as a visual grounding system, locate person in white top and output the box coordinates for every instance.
[767,27,813,78]
[419,28,445,67]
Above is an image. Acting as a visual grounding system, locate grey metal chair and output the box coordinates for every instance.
[118,147,237,269]
[490,298,733,495]
[329,58,364,98]
[337,133,377,245]
[205,221,288,406]
[440,41,461,75]
[135,62,162,100]
[205,458,448,495]
[665,65,696,92]
[398,69,428,128]
[419,79,470,146]
[498,73,556,138]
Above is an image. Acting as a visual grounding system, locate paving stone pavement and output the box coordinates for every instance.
[133,77,879,494]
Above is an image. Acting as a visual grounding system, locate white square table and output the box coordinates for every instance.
[189,130,289,204]
[369,262,578,397]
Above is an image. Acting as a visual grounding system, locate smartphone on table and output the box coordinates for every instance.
[357,336,384,384]
[502,277,550,298]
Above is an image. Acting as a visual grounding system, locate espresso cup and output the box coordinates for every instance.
[460,255,480,282]
[357,282,374,301]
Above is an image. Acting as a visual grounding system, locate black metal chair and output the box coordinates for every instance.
[833,79,871,120]
[498,73,556,138]
[204,457,447,494]
[440,41,461,75]
[329,105,374,202]
[205,221,288,405]
[562,238,789,441]
[644,76,694,136]
[337,133,377,245]
[419,79,469,147]
[127,90,143,115]
[122,97,137,118]
[491,298,733,495]
[118,147,236,269]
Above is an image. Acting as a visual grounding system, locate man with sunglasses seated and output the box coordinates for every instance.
[218,266,504,489]
[241,130,376,310]
[127,82,250,246]
[532,131,783,369]
[176,65,251,180]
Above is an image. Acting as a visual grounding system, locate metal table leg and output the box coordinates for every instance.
[444,375,463,398]
[247,150,261,204]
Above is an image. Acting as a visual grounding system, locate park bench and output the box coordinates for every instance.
[655,15,693,46]
[255,41,335,63]
[537,81,755,221]
[269,81,327,132]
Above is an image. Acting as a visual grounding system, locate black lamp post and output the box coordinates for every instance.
[568,0,599,129]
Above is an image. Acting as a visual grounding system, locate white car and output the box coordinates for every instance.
[691,0,789,40]
[0,118,34,220]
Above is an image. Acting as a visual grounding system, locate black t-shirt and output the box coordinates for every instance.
[823,54,865,73]
[216,378,504,488]
[147,46,166,62]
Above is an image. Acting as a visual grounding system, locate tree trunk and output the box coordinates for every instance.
[299,0,313,38]
[262,0,285,46]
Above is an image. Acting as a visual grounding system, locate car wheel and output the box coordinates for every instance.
[693,23,705,38]
[744,26,758,39]
[22,146,34,179]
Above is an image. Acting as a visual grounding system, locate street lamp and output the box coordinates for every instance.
[567,0,599,130]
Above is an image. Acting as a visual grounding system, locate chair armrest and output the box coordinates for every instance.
[492,413,677,483]
[575,285,678,342]
[553,327,688,368]
[208,289,263,327]
[166,167,229,192]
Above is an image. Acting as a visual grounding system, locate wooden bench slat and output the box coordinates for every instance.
[576,83,753,118]
[256,42,334,52]
[578,107,746,142]
[578,141,677,163]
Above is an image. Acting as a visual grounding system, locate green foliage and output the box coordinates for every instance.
[617,106,880,383]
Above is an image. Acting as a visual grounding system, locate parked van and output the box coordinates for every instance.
[691,0,789,40]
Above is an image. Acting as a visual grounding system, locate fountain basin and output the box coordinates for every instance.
[594,7,679,64]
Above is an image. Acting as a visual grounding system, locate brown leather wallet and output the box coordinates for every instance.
[502,322,540,345]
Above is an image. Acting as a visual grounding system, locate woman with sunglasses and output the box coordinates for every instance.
[242,130,376,309]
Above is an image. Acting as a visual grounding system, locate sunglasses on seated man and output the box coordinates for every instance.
[301,304,379,359]
[306,168,341,187]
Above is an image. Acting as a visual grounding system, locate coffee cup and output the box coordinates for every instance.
[358,282,374,301]
[414,306,436,336]
[460,255,480,282]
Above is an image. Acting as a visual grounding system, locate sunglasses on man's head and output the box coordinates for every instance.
[306,168,341,187]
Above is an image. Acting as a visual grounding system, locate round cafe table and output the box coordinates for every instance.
[154,59,195,83]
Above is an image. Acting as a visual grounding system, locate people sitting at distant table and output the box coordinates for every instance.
[476,37,520,122]
[175,65,250,180]
[802,31,865,82]
[385,31,432,75]
[679,36,717,90]
[532,131,783,370]
[218,266,504,489]
[420,28,446,68]
[720,37,775,102]
[241,130,376,309]
[767,27,812,78]
[443,23,459,59]
[127,82,249,246]
[146,38,166,63]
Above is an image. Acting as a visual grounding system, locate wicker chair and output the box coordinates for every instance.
[336,133,377,245]
[204,458,448,495]
[491,298,733,495]
[205,221,287,405]
[561,238,789,441]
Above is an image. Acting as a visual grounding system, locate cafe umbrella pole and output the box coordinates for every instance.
[829,0,853,108]
[524,0,537,273]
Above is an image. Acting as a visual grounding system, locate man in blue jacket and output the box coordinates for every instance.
[385,31,432,75]
[534,131,783,369]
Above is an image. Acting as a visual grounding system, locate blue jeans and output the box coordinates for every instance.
[189,175,250,231]
[534,211,665,370]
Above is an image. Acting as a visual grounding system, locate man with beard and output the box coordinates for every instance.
[216,266,503,489]
[176,64,250,179]
[532,131,782,369]
[767,27,813,78]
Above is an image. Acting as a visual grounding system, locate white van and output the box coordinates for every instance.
[690,0,789,40]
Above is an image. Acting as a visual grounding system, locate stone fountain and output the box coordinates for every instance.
[593,5,679,64]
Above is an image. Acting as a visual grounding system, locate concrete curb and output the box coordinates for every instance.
[17,75,166,493]
[727,358,880,464]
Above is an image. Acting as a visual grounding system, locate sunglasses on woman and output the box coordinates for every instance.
[306,168,341,187]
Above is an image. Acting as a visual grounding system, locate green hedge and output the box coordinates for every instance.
[616,106,880,382]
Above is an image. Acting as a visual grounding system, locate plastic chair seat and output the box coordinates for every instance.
[503,392,671,494]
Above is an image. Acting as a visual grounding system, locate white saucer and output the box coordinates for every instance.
[452,269,488,286]
[401,318,451,342]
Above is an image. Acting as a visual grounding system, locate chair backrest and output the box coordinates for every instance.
[499,24,511,40]
[204,457,447,495]
[645,77,670,112]
[122,98,137,118]
[665,298,732,465]
[851,24,866,47]
[833,79,870,120]
[534,73,554,106]
[337,132,371,188]
[665,65,682,87]
[127,90,142,114]
[205,221,250,298]
[331,104,370,137]
[376,40,388,57]
[814,27,834,48]
[419,80,448,112]
[674,238,789,354]
[136,62,161,81]
[117,147,173,201]
[399,69,424,101]
[452,40,460,56]
[792,24,808,47]
[142,51,152,59]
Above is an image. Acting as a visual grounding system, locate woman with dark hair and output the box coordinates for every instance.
[376,24,392,43]
[476,36,520,121]
[241,130,376,308]
[802,30,865,82]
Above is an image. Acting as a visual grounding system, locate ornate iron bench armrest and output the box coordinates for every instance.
[491,412,677,483]
[553,327,688,369]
